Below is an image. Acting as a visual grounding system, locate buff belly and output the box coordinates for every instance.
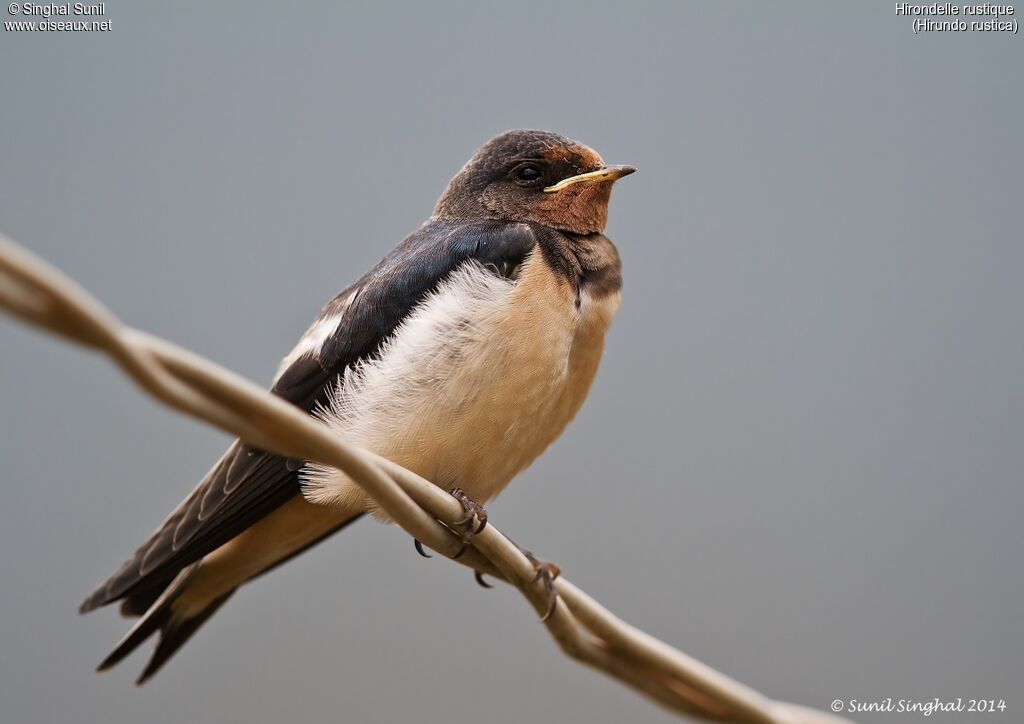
[302,249,619,513]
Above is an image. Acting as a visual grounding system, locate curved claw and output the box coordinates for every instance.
[538,593,559,623]
[414,539,432,558]
[452,512,488,532]
[529,560,561,622]
[474,571,494,589]
[447,487,488,559]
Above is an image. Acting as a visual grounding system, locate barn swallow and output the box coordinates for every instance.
[80,129,634,683]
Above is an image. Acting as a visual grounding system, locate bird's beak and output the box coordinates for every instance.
[543,165,637,193]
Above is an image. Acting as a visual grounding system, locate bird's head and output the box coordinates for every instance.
[434,130,635,235]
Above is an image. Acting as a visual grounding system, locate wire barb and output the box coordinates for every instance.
[0,233,854,724]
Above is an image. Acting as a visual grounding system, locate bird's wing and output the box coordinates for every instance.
[80,220,538,613]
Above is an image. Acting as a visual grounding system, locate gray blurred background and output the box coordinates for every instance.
[1,3,1021,723]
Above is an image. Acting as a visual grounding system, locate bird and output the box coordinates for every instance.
[80,129,635,684]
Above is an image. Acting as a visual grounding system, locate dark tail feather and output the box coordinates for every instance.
[89,514,365,683]
[112,576,175,618]
[133,591,233,685]
[96,565,235,685]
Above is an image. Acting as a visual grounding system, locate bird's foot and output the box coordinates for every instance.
[448,487,488,559]
[411,488,487,560]
[512,542,561,622]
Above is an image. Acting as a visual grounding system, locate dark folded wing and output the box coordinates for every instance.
[81,219,538,613]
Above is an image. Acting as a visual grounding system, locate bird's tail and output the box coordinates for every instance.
[96,564,235,686]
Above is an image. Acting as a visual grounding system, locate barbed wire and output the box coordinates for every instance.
[0,233,853,724]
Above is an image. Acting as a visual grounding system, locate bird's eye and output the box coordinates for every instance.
[512,163,544,185]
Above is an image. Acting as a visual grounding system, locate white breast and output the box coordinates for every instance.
[301,250,619,514]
